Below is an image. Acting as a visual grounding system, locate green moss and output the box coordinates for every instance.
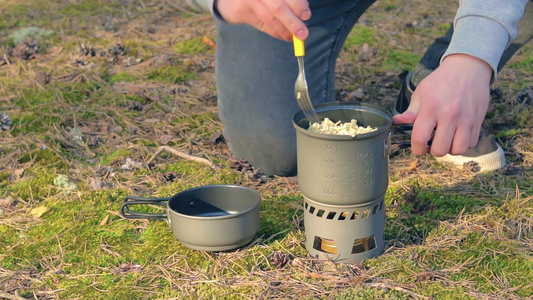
[376,219,533,298]
[125,222,182,263]
[495,128,522,139]
[154,162,242,194]
[134,139,158,147]
[123,94,148,103]
[258,195,302,240]
[122,39,164,57]
[344,26,378,49]
[15,88,55,108]
[10,113,62,135]
[7,171,56,201]
[0,1,531,298]
[109,72,137,85]
[417,191,487,219]
[10,4,30,16]
[59,87,90,106]
[145,65,196,84]
[0,4,31,30]
[486,104,509,119]
[18,148,68,168]
[0,225,20,249]
[509,46,533,72]
[173,36,212,55]
[0,170,10,185]
[79,111,97,119]
[383,50,421,71]
[100,149,132,165]
[336,287,411,299]
[437,23,452,32]
[58,0,117,16]
[385,186,489,244]
[430,232,533,296]
[416,283,474,300]
[366,254,423,284]
[0,188,168,298]
[516,108,533,128]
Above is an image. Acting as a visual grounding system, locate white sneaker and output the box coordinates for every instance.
[435,131,506,172]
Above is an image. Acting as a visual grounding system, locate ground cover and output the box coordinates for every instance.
[0,0,532,299]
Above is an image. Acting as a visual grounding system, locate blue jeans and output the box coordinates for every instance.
[215,0,532,176]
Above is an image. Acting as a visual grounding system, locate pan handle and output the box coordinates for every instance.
[389,123,433,153]
[391,123,413,134]
[120,196,171,220]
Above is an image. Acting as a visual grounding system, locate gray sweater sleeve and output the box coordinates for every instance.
[185,0,215,14]
[442,0,528,81]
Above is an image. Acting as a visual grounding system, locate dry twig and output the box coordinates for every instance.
[146,146,219,169]
[0,291,27,300]
[365,282,429,299]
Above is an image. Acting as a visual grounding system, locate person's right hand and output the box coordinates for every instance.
[215,0,311,41]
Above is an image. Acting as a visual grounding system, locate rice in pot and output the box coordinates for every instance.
[308,117,377,136]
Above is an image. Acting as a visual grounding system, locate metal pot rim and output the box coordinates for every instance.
[292,101,393,140]
[168,184,261,220]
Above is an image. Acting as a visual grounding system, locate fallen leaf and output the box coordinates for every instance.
[159,134,174,145]
[202,36,216,49]
[100,214,110,226]
[30,206,48,217]
[13,168,24,180]
[408,160,418,171]
[50,46,63,55]
[306,272,338,280]
[352,276,364,284]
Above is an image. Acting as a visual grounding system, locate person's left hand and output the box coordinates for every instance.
[392,54,493,157]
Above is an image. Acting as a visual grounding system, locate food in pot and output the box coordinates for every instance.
[309,117,377,136]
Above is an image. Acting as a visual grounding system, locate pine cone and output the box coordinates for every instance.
[517,86,533,105]
[109,43,126,56]
[79,42,96,57]
[13,38,38,60]
[0,112,12,131]
[463,161,480,173]
[108,43,126,64]
[270,251,290,269]
[36,72,52,85]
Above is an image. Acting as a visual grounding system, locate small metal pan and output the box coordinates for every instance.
[120,185,261,251]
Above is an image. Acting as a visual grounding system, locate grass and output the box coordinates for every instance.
[510,45,533,72]
[174,36,214,55]
[0,0,532,299]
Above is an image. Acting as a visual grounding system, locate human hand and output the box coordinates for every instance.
[215,0,311,41]
[392,54,493,157]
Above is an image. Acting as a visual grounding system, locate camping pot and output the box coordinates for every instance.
[120,185,261,251]
[293,102,411,205]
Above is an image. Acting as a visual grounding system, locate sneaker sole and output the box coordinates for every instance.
[435,144,506,172]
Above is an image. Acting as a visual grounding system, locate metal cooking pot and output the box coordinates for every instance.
[120,184,261,251]
[293,102,411,205]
